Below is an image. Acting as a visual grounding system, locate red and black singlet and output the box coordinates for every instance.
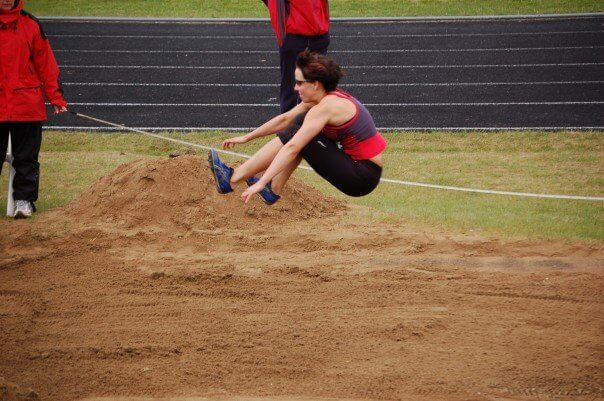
[322,90,387,160]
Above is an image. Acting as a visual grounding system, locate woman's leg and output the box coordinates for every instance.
[230,112,308,186]
[270,155,302,194]
[229,137,283,185]
[297,134,382,197]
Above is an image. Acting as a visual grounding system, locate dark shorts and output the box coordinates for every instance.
[277,113,382,197]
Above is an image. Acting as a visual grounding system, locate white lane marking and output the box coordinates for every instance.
[377,178,604,201]
[37,13,604,22]
[47,30,604,39]
[58,63,604,69]
[47,126,604,131]
[62,81,604,87]
[66,102,604,106]
[51,114,604,202]
[45,125,604,131]
[53,46,604,53]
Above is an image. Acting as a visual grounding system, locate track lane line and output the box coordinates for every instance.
[65,101,604,106]
[53,46,604,53]
[47,126,604,131]
[47,30,604,39]
[58,63,604,69]
[61,81,604,87]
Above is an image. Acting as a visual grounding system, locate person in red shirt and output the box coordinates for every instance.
[0,0,67,218]
[262,0,330,113]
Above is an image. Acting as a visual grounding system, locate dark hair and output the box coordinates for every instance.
[296,49,344,92]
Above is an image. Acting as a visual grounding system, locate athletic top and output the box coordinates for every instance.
[322,90,387,160]
[263,0,330,46]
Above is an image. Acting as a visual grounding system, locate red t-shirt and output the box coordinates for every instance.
[266,0,329,46]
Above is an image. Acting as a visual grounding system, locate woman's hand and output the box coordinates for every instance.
[241,181,265,204]
[222,135,248,149]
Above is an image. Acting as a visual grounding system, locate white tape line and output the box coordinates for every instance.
[59,63,604,69]
[54,46,604,53]
[66,101,604,106]
[61,81,604,88]
[48,30,604,39]
[46,126,604,131]
[69,112,604,202]
[69,112,250,160]
[37,13,604,22]
[378,178,604,201]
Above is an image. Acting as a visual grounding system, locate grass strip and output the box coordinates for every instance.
[1,130,602,241]
[26,0,603,18]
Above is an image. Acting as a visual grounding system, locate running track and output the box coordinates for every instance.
[42,15,604,131]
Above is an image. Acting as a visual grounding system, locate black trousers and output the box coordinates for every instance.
[277,113,382,197]
[278,33,330,113]
[0,122,43,202]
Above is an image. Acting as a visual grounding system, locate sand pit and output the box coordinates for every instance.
[69,155,345,230]
[0,377,40,401]
[0,155,602,401]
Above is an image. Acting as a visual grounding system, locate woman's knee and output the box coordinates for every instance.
[277,112,307,145]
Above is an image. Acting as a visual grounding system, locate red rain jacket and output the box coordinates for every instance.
[0,0,66,122]
[263,0,329,46]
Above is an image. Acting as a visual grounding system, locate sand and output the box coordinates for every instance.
[0,155,602,401]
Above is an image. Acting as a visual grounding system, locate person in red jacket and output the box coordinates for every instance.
[0,0,67,218]
[262,0,329,113]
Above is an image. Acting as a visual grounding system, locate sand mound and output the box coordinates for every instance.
[0,377,39,401]
[67,155,345,230]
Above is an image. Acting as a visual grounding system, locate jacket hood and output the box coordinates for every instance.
[0,0,23,26]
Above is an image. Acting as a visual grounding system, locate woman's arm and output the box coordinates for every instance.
[31,22,67,113]
[222,102,312,149]
[241,102,331,203]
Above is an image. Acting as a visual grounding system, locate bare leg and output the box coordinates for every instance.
[270,155,302,194]
[230,138,283,185]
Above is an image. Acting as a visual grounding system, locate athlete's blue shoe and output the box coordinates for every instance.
[245,176,281,205]
[208,149,233,194]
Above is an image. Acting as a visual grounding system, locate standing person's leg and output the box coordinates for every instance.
[0,123,9,176]
[278,34,307,113]
[308,33,330,56]
[11,122,43,205]
[279,34,329,112]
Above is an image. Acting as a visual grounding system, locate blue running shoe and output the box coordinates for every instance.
[245,175,281,205]
[208,149,234,194]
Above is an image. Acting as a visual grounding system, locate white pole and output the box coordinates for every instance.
[6,136,15,217]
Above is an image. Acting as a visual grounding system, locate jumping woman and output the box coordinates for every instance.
[208,50,387,205]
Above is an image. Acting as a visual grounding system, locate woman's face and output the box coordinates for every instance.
[0,0,16,11]
[294,68,315,103]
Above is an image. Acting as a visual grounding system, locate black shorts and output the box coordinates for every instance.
[277,113,382,197]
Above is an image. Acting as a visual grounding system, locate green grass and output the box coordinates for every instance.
[26,0,603,18]
[1,131,602,241]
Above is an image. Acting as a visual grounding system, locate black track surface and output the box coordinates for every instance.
[42,16,604,130]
